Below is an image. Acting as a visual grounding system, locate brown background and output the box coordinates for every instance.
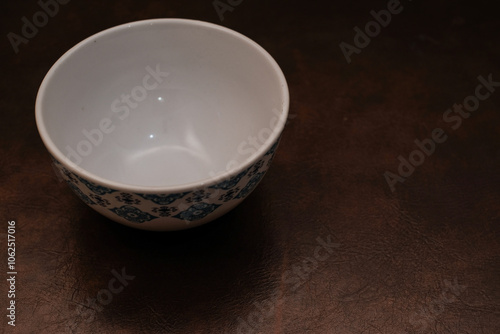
[1,0,500,333]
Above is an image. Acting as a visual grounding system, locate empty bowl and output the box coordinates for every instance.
[35,18,289,231]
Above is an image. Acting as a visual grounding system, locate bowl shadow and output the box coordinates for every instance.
[69,190,280,333]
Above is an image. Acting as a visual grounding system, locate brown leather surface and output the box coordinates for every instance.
[1,0,500,333]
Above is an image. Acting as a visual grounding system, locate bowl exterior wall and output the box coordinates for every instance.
[51,139,280,231]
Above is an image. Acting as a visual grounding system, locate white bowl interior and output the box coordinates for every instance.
[38,20,287,188]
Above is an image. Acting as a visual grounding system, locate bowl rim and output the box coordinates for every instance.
[35,18,289,193]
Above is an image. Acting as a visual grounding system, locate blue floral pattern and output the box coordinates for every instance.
[151,206,178,217]
[61,167,80,183]
[110,205,157,224]
[218,187,241,202]
[235,172,265,199]
[173,203,221,221]
[185,190,211,203]
[115,192,141,205]
[265,140,279,156]
[247,160,264,178]
[67,182,95,205]
[50,138,281,227]
[89,194,110,207]
[136,192,190,205]
[76,175,117,195]
[209,168,249,190]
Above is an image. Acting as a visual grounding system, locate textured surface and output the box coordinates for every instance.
[1,0,500,333]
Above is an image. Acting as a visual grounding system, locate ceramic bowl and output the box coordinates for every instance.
[35,19,289,231]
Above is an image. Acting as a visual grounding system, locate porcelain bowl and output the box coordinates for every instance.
[36,19,289,231]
